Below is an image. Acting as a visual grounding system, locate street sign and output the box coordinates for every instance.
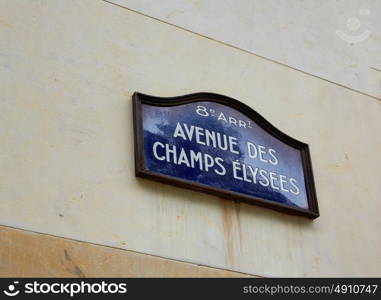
[133,92,319,219]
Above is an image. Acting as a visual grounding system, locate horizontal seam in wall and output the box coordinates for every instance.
[101,0,381,103]
[0,224,264,278]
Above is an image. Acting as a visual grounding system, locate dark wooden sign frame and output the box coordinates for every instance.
[133,92,319,219]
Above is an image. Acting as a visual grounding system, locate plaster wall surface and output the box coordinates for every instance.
[0,225,252,277]
[0,0,380,276]
[114,0,381,99]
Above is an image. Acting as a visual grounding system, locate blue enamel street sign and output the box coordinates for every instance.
[133,92,319,219]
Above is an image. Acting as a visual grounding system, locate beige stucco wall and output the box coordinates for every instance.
[0,0,380,276]
[0,225,252,277]
[115,0,381,99]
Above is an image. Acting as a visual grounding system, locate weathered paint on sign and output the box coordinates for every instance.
[133,93,319,218]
